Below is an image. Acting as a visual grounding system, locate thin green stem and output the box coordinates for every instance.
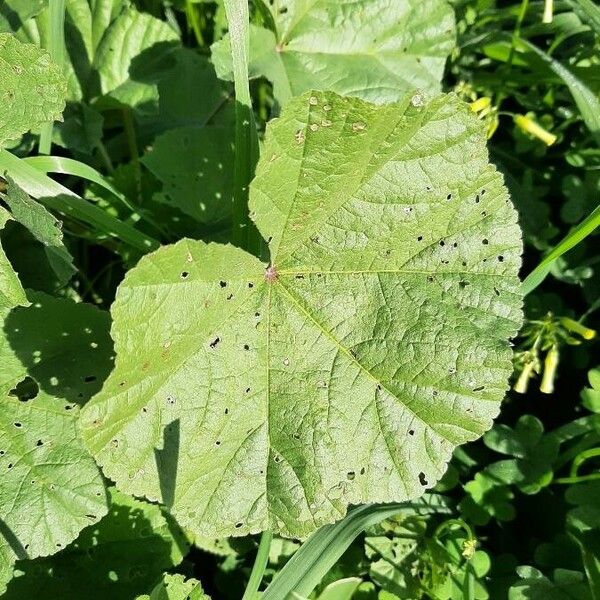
[223,0,263,256]
[39,0,66,154]
[495,0,529,110]
[242,531,273,600]
[185,0,205,47]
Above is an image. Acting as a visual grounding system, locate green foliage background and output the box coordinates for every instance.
[0,0,598,598]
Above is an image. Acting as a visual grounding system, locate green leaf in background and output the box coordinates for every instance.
[136,573,212,600]
[581,367,600,414]
[0,208,28,309]
[142,126,234,224]
[2,176,64,248]
[566,482,600,596]
[0,176,75,286]
[0,33,66,145]
[0,0,46,33]
[19,0,179,110]
[2,487,190,600]
[81,91,522,539]
[482,415,559,494]
[508,566,592,599]
[0,390,108,595]
[211,0,456,106]
[315,577,362,600]
[0,292,114,403]
[514,38,600,145]
[93,5,179,110]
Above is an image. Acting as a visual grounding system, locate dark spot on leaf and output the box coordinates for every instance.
[227,293,234,300]
[180,271,189,279]
[235,522,243,528]
[475,194,480,203]
[418,472,428,486]
[408,429,415,436]
[439,240,445,247]
[417,235,423,241]
[482,239,489,245]
[84,375,97,383]
[473,386,485,392]
[210,337,220,348]
[36,439,43,446]
[498,255,504,262]
[347,471,356,480]
[446,193,452,200]
[224,408,229,415]
[215,440,221,446]
[494,287,500,296]
[13,422,21,428]
[248,282,254,288]
[459,280,469,289]
[219,281,227,288]
[244,344,250,350]
[360,467,366,475]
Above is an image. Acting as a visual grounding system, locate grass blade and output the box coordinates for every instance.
[0,149,158,252]
[567,0,600,34]
[222,0,261,255]
[522,203,600,294]
[241,531,273,600]
[516,38,600,143]
[39,0,66,155]
[262,497,451,600]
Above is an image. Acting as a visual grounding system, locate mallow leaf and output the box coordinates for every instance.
[211,0,455,105]
[0,292,114,403]
[81,91,523,539]
[136,573,211,600]
[3,487,190,600]
[0,33,66,145]
[0,391,108,592]
[0,208,28,309]
[142,127,234,224]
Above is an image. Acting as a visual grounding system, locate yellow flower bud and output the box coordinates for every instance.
[514,114,557,146]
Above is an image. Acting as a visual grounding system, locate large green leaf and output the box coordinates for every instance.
[136,573,211,600]
[20,1,178,109]
[142,126,234,224]
[2,487,190,600]
[0,292,113,403]
[93,5,179,110]
[211,0,456,105]
[0,33,66,145]
[0,208,28,309]
[81,91,522,539]
[0,390,108,593]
